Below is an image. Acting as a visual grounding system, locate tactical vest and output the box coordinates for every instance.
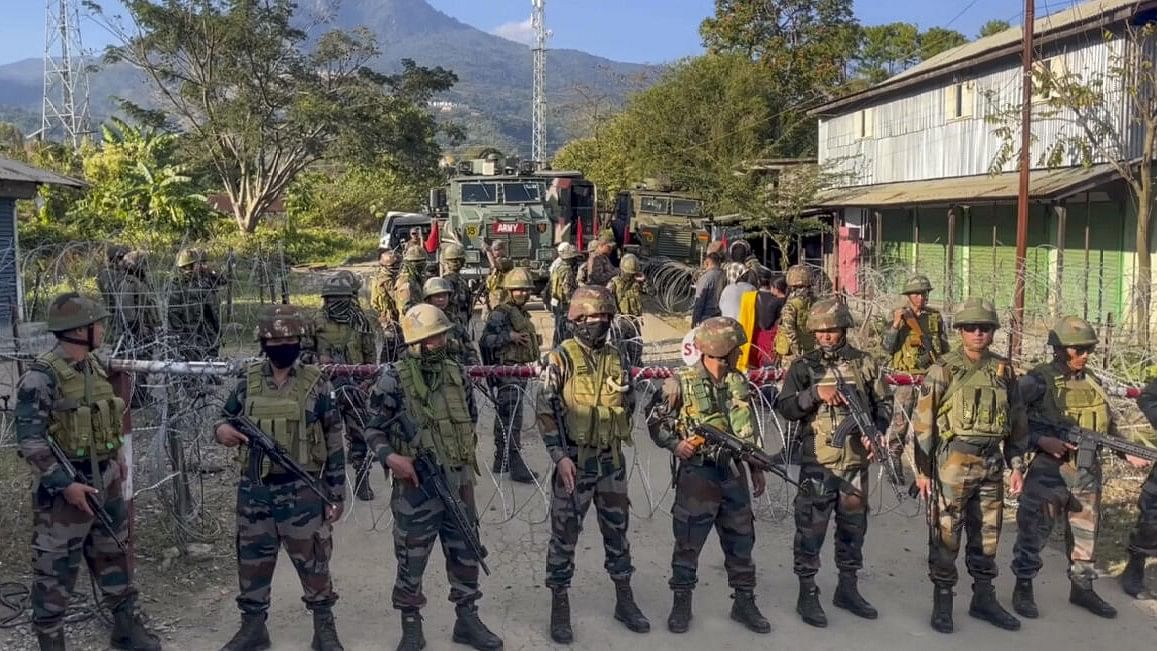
[677,365,756,459]
[395,357,477,471]
[890,309,944,373]
[802,353,871,468]
[936,351,1013,439]
[610,276,642,316]
[314,320,370,365]
[38,352,125,459]
[1031,362,1111,434]
[558,339,632,450]
[494,303,540,363]
[549,265,572,311]
[774,294,814,356]
[240,362,326,472]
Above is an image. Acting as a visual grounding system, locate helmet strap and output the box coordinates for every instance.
[59,325,97,351]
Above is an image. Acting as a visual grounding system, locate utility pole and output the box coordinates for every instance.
[531,0,548,165]
[39,0,91,147]
[1011,0,1034,358]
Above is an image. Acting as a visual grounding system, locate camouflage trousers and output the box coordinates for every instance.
[379,322,403,364]
[490,378,527,467]
[928,440,1005,587]
[234,476,336,614]
[334,383,370,466]
[793,459,869,578]
[886,383,917,461]
[545,448,634,589]
[391,473,482,611]
[1011,456,1101,587]
[612,316,643,371]
[31,459,137,635]
[1128,464,1157,556]
[670,461,756,591]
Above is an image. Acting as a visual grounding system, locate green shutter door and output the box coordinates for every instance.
[1059,202,1125,323]
[914,207,950,295]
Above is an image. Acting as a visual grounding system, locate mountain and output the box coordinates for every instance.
[0,0,661,156]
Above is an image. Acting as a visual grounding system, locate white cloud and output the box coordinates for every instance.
[492,16,535,46]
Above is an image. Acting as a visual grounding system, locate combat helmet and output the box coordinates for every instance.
[401,304,454,345]
[901,274,933,295]
[253,305,307,341]
[558,242,581,261]
[503,268,535,290]
[333,269,362,292]
[403,245,427,263]
[106,244,129,263]
[176,248,198,268]
[953,297,1000,328]
[567,285,616,321]
[695,317,746,357]
[620,253,640,274]
[423,277,453,299]
[321,274,357,298]
[1048,316,1098,347]
[807,297,854,331]
[122,250,148,270]
[46,292,110,333]
[442,242,466,260]
[786,264,811,288]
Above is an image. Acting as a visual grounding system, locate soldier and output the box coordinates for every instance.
[585,232,619,286]
[539,286,649,643]
[911,298,1028,634]
[213,305,346,651]
[424,277,480,366]
[479,268,541,483]
[607,253,646,370]
[1010,316,1120,619]
[18,293,161,651]
[372,248,403,363]
[111,250,161,407]
[440,242,474,330]
[307,274,378,502]
[575,241,598,285]
[168,247,222,360]
[772,264,816,365]
[776,298,889,628]
[394,246,428,320]
[883,274,949,484]
[1124,376,1157,597]
[484,240,513,309]
[96,244,129,319]
[363,304,503,651]
[646,317,771,635]
[547,242,581,348]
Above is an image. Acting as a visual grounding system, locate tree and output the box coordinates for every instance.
[978,19,1011,38]
[90,0,457,233]
[855,22,920,83]
[919,27,968,61]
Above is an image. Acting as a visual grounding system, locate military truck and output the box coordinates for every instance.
[535,169,597,247]
[612,178,709,265]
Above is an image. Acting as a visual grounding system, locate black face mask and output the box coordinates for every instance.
[263,343,301,369]
[574,320,611,348]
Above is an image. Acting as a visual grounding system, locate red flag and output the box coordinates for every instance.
[425,220,440,254]
[720,231,729,250]
[576,217,584,250]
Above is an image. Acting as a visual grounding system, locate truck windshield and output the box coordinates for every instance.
[671,199,702,216]
[503,183,542,203]
[640,196,669,214]
[461,183,499,203]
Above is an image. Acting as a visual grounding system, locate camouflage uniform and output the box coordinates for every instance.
[648,316,770,635]
[776,298,889,628]
[105,250,160,357]
[168,248,225,360]
[393,246,427,322]
[607,254,646,370]
[17,293,160,651]
[772,265,816,366]
[96,244,129,314]
[548,243,580,348]
[421,277,480,367]
[912,298,1027,634]
[440,243,474,330]
[585,233,619,287]
[1124,377,1157,597]
[372,250,403,363]
[484,240,513,309]
[363,304,502,651]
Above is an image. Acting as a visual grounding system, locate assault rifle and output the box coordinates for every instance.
[685,421,800,490]
[46,437,126,552]
[1029,417,1157,469]
[412,449,491,575]
[901,308,938,364]
[229,413,337,509]
[828,370,905,501]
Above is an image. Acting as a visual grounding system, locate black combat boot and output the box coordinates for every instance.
[36,631,65,651]
[354,458,375,501]
[1121,552,1147,597]
[451,605,503,650]
[396,612,425,651]
[110,606,162,651]
[549,588,573,644]
[968,581,1021,631]
[220,612,271,651]
[508,451,538,484]
[666,590,692,634]
[796,577,827,628]
[730,590,771,634]
[931,585,954,634]
[612,578,650,633]
[1011,578,1038,618]
[310,607,344,651]
[833,572,878,619]
[1070,582,1117,619]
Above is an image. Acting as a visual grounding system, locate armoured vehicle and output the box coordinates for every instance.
[612,178,709,265]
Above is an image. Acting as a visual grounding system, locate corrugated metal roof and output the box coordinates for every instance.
[814,163,1118,207]
[0,157,84,188]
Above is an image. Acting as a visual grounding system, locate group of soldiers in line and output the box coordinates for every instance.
[15,236,1157,651]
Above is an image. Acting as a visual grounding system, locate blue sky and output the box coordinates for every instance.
[0,0,1030,66]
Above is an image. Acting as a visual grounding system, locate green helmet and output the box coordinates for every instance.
[1048,316,1098,347]
[620,253,640,274]
[806,297,854,331]
[902,274,933,295]
[953,297,1000,327]
[442,242,465,260]
[567,285,616,321]
[786,264,811,287]
[503,267,535,290]
[694,317,746,357]
[423,277,453,299]
[558,242,581,261]
[403,245,427,263]
[334,269,361,291]
[598,231,616,247]
[46,292,110,332]
[254,305,307,340]
[321,274,357,297]
[176,248,198,268]
[106,244,129,263]
[400,303,454,344]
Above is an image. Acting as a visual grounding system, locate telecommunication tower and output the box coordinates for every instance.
[531,0,549,164]
[40,0,91,147]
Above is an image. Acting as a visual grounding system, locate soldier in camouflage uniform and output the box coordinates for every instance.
[585,232,619,287]
[372,249,403,363]
[17,293,161,651]
[773,264,816,366]
[1123,377,1157,597]
[424,277,480,366]
[607,253,646,370]
[911,297,1028,634]
[776,298,889,628]
[547,242,581,348]
[111,250,161,407]
[538,286,649,643]
[484,240,514,309]
[1010,316,1120,619]
[576,240,599,285]
[363,304,503,651]
[440,242,475,330]
[96,244,130,313]
[213,304,346,651]
[479,268,541,483]
[394,246,428,321]
[883,274,949,484]
[647,317,771,635]
[306,274,378,502]
[168,247,224,360]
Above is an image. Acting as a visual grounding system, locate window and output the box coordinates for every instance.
[1032,56,1067,102]
[855,108,874,139]
[640,195,670,213]
[670,199,702,216]
[501,182,542,203]
[944,81,975,120]
[460,182,498,203]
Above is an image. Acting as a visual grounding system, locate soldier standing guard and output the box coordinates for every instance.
[372,249,403,363]
[538,286,649,643]
[585,232,619,286]
[1124,375,1157,597]
[394,246,428,320]
[440,242,475,330]
[479,268,541,483]
[911,297,1027,634]
[213,305,347,651]
[773,264,817,365]
[363,304,503,651]
[484,240,513,309]
[647,317,771,635]
[547,242,581,348]
[606,253,646,370]
[168,248,222,360]
[18,293,162,651]
[424,277,480,366]
[776,298,889,628]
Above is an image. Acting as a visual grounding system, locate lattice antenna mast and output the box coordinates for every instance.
[531,0,549,164]
[40,0,91,147]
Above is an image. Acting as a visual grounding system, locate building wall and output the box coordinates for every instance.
[0,198,18,328]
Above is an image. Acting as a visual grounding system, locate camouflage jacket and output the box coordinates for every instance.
[586,253,618,287]
[479,301,540,364]
[109,271,160,341]
[362,361,478,462]
[1136,377,1157,448]
[607,274,646,317]
[393,269,424,319]
[548,262,578,314]
[168,271,221,339]
[441,270,474,329]
[775,289,814,357]
[882,307,949,373]
[371,267,397,324]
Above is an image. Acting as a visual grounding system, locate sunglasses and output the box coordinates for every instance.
[959,324,995,334]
